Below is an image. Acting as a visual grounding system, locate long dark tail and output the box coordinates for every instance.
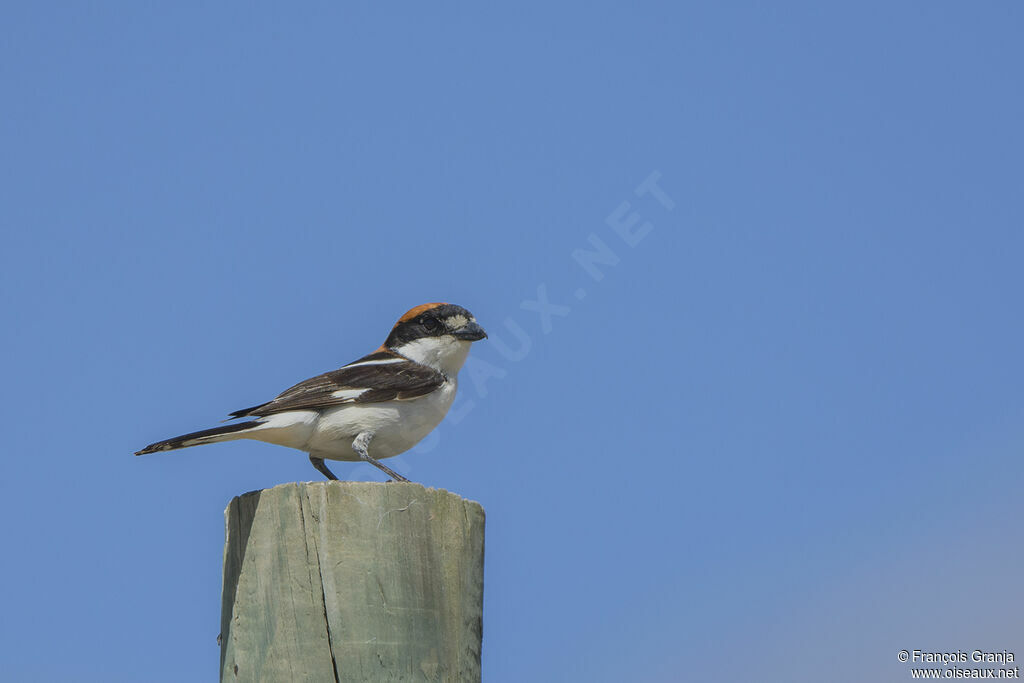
[134,420,262,455]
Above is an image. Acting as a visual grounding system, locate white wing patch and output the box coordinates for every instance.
[343,358,406,368]
[331,388,368,401]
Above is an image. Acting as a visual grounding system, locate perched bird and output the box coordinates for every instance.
[135,303,487,481]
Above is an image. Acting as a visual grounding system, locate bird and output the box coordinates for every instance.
[135,303,487,482]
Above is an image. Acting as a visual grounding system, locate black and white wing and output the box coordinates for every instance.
[227,350,445,418]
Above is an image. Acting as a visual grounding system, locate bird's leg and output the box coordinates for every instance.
[352,432,410,482]
[309,454,339,481]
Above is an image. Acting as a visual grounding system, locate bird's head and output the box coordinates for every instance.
[384,303,487,375]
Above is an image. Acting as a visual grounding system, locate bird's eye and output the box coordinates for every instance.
[422,316,441,333]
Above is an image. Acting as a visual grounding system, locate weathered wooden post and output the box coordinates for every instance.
[219,482,485,682]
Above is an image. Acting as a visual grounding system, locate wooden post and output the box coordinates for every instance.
[219,482,485,683]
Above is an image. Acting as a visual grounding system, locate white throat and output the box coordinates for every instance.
[391,336,472,377]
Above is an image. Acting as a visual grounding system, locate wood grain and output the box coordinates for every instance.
[220,482,484,682]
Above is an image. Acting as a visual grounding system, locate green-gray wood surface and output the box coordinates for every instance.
[220,482,484,683]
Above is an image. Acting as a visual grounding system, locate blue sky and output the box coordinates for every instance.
[2,3,1022,681]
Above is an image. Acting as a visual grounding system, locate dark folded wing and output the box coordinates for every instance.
[229,352,445,418]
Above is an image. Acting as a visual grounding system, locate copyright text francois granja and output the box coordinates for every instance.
[906,652,1015,665]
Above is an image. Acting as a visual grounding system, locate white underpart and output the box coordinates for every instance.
[186,387,458,462]
[176,332,476,465]
[392,335,473,376]
[331,388,367,400]
[306,378,458,462]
